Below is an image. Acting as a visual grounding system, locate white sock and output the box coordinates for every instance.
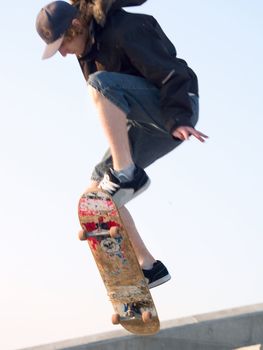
[141,263,154,270]
[113,164,136,182]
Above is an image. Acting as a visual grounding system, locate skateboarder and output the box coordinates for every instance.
[36,0,208,289]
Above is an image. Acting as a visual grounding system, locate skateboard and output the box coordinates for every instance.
[78,189,160,335]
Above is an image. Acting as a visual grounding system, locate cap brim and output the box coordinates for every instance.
[42,35,65,60]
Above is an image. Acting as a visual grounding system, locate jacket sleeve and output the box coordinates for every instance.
[118,15,196,133]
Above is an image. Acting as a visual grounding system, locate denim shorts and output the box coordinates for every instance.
[87,71,199,182]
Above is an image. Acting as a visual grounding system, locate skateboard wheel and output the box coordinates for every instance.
[111,313,120,325]
[109,226,121,238]
[78,230,87,241]
[142,311,152,323]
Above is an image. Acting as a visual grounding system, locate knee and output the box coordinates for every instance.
[87,71,109,96]
[87,72,111,104]
[87,84,101,103]
[86,180,99,191]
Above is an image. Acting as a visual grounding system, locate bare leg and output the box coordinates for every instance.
[88,85,133,171]
[86,87,155,268]
[82,182,156,269]
[118,205,156,269]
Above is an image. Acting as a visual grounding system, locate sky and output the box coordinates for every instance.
[1,0,263,349]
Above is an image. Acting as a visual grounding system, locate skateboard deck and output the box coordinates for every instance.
[78,189,160,335]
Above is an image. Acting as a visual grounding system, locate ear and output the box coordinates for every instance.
[71,18,83,29]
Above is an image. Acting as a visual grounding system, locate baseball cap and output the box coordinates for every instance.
[36,1,78,59]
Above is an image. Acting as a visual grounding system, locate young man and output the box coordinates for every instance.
[36,0,208,289]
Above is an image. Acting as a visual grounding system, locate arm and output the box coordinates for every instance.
[118,15,197,134]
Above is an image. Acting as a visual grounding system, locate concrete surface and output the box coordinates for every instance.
[21,304,263,350]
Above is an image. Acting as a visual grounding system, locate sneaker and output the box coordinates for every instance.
[98,166,150,208]
[142,261,171,289]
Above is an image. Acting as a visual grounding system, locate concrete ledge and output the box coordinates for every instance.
[21,304,263,350]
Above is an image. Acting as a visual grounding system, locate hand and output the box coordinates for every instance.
[172,126,209,143]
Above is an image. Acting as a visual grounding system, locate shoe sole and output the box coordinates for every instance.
[113,178,151,208]
[148,274,171,289]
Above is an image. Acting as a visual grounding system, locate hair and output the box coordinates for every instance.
[64,0,116,41]
[70,0,94,24]
[70,0,116,27]
[64,16,84,41]
[63,1,92,41]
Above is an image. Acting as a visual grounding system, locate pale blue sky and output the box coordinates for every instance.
[1,1,263,349]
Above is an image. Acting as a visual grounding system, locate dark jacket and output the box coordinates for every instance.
[77,4,198,134]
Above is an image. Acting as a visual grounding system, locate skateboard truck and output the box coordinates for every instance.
[112,305,152,325]
[79,225,122,240]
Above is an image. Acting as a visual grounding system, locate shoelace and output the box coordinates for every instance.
[99,174,120,194]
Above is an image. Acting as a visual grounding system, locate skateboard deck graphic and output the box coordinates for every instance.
[78,190,160,335]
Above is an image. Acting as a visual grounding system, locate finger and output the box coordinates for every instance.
[193,134,206,142]
[195,130,209,139]
[175,129,190,140]
[181,129,190,140]
[173,131,184,140]
[191,130,209,142]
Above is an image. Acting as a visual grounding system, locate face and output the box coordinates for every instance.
[59,34,87,57]
[59,19,88,57]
